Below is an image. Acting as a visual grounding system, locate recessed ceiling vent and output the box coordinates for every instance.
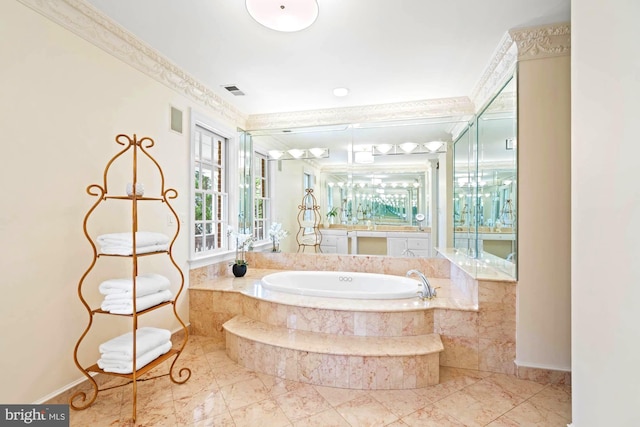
[222,84,245,96]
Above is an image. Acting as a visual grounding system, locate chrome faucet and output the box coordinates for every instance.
[406,269,437,300]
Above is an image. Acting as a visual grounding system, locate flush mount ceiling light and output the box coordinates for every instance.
[333,87,350,97]
[246,0,319,32]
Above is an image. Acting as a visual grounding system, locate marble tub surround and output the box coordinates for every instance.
[189,253,519,380]
[224,316,442,390]
[244,252,452,279]
[437,247,517,281]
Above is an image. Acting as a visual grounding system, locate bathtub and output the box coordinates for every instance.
[260,271,420,299]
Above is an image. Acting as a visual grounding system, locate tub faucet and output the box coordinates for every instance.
[406,269,437,300]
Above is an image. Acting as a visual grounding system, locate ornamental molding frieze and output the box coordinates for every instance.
[245,97,475,130]
[471,22,570,111]
[16,0,248,127]
[470,32,518,111]
[509,22,571,61]
[18,0,570,131]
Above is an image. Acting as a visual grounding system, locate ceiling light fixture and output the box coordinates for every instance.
[399,142,418,153]
[287,149,305,159]
[424,141,445,152]
[333,87,350,97]
[375,144,393,154]
[308,147,326,158]
[268,150,284,159]
[246,0,319,32]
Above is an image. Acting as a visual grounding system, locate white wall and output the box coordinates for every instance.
[572,0,640,424]
[0,1,239,403]
[516,54,572,371]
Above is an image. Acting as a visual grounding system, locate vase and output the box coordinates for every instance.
[272,242,280,252]
[232,263,247,277]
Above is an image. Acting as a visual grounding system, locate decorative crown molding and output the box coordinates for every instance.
[470,32,518,111]
[509,22,571,61]
[471,22,570,110]
[245,97,475,130]
[17,0,570,131]
[16,0,248,127]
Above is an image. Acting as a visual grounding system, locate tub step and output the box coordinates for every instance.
[223,315,443,389]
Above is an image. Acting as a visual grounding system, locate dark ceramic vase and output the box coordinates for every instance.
[232,263,247,277]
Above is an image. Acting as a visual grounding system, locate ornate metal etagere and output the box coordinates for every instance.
[70,134,190,422]
[296,188,322,252]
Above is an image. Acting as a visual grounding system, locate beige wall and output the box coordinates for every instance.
[572,1,640,424]
[0,1,238,403]
[516,54,572,371]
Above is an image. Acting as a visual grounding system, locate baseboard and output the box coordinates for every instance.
[514,361,571,385]
[36,324,191,404]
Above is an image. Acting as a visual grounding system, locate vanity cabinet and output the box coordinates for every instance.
[387,232,432,257]
[319,228,349,253]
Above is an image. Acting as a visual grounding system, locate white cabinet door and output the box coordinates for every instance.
[387,238,408,257]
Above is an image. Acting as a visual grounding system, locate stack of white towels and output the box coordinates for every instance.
[97,327,172,374]
[97,231,170,255]
[99,273,172,314]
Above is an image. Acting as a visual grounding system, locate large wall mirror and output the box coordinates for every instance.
[453,74,517,277]
[244,116,471,257]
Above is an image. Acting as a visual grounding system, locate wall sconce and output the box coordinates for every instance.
[267,148,330,161]
[399,142,418,153]
[372,141,447,156]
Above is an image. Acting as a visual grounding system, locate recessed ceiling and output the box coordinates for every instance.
[84,0,570,115]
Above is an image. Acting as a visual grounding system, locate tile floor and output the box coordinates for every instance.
[69,335,572,426]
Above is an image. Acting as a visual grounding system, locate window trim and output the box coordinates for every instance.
[188,109,239,268]
[253,149,272,243]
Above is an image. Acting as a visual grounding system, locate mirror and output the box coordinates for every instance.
[248,116,471,255]
[453,74,517,277]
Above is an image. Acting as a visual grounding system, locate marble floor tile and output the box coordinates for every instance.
[219,377,271,410]
[274,383,332,422]
[334,394,400,426]
[228,397,292,427]
[66,335,572,426]
[491,400,571,426]
[291,408,351,426]
[313,384,369,407]
[434,390,506,427]
[368,389,430,417]
[400,404,468,426]
[527,384,572,420]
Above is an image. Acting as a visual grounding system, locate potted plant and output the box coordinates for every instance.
[227,227,253,277]
[268,222,288,252]
[326,207,338,225]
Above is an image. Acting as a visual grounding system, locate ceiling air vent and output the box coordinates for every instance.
[222,84,245,96]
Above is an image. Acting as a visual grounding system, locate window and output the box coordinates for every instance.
[193,124,228,256]
[253,152,270,241]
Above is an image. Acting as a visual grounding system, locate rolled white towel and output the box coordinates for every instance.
[99,273,170,297]
[99,327,171,358]
[101,290,173,314]
[97,232,170,255]
[98,341,172,374]
[99,243,169,256]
